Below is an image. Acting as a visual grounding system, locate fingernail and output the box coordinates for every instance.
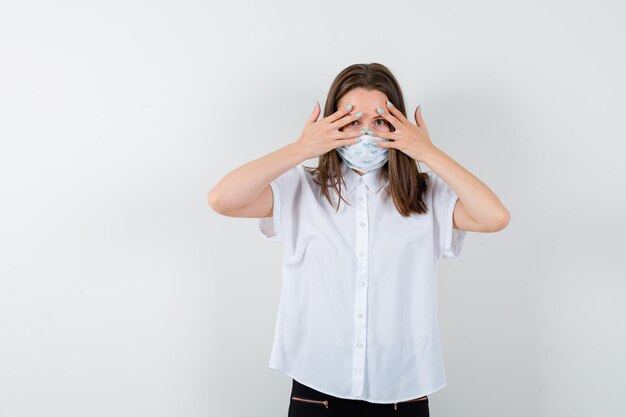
[377,107,384,115]
[355,111,362,117]
[387,101,393,108]
[355,137,361,142]
[346,104,352,111]
[360,129,367,134]
[372,142,378,146]
[418,104,422,113]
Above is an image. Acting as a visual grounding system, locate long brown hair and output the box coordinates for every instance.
[303,63,429,217]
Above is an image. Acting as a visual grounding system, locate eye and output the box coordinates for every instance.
[349,119,387,127]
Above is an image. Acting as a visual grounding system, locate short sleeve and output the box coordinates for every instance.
[257,164,302,244]
[429,171,467,259]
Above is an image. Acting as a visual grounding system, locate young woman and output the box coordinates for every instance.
[208,63,510,417]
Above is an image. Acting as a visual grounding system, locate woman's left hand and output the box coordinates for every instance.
[372,102,438,163]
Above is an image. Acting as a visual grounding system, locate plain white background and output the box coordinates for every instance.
[1,0,625,416]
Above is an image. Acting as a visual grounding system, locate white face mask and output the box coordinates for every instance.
[336,134,389,173]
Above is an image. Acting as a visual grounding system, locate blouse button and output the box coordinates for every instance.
[357,313,363,318]
[358,197,364,201]
[359,178,364,183]
[360,281,366,287]
[357,342,363,347]
[359,222,366,227]
[359,251,366,257]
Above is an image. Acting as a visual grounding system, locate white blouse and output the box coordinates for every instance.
[257,159,467,403]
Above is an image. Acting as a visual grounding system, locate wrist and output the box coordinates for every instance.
[286,141,310,163]
[421,145,443,166]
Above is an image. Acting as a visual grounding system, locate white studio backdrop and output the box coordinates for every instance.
[1,1,625,416]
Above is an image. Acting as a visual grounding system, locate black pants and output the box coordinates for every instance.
[288,379,430,417]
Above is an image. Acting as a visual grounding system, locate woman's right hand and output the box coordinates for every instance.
[294,101,363,160]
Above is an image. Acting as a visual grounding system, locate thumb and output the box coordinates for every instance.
[414,104,423,127]
[306,101,321,125]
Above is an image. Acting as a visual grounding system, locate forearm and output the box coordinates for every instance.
[208,142,307,211]
[422,146,510,227]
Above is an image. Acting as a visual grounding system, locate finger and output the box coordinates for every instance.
[332,132,361,142]
[385,100,411,127]
[414,104,426,128]
[371,138,397,149]
[305,101,321,125]
[375,104,403,132]
[326,102,354,124]
[336,136,361,147]
[370,131,399,142]
[330,109,363,130]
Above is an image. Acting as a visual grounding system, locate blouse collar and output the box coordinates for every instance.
[339,159,389,194]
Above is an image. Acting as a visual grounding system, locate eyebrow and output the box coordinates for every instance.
[353,112,384,118]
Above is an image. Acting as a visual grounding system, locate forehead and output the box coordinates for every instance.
[337,88,389,108]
